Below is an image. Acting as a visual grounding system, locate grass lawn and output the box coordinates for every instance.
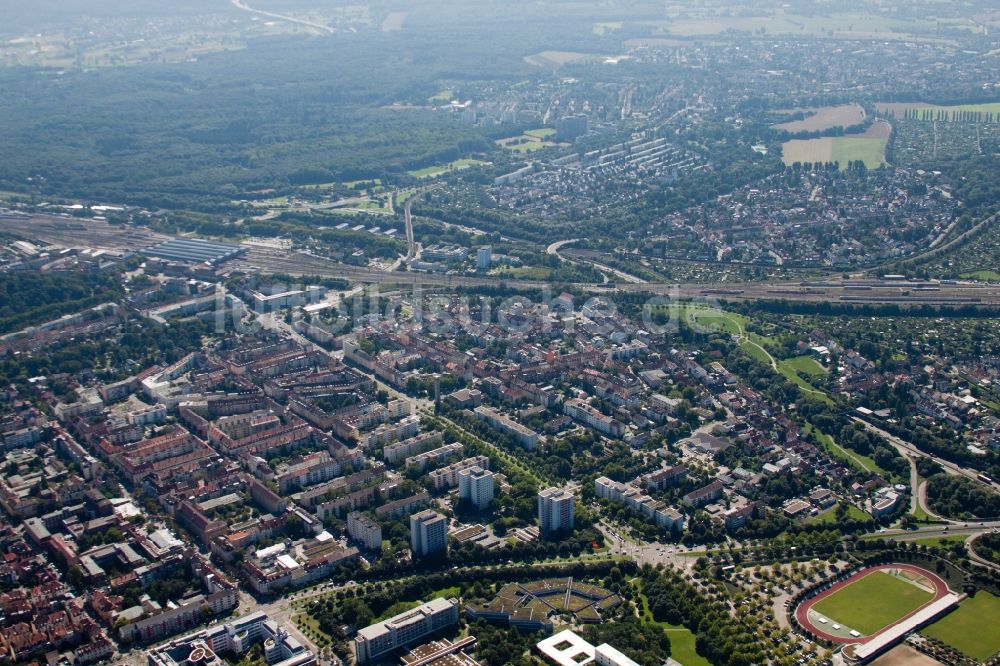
[807,504,869,525]
[960,270,1000,282]
[494,266,553,279]
[806,424,885,475]
[776,361,834,404]
[633,579,713,666]
[508,141,551,153]
[524,128,556,139]
[374,600,421,622]
[911,500,934,522]
[910,535,967,549]
[293,612,333,644]
[923,591,1000,661]
[812,571,933,635]
[430,586,462,600]
[782,355,829,376]
[739,339,774,365]
[647,304,749,336]
[408,159,487,178]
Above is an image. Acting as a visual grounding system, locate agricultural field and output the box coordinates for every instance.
[772,104,865,133]
[407,159,488,179]
[782,121,891,168]
[922,591,1000,661]
[811,570,933,635]
[524,50,594,67]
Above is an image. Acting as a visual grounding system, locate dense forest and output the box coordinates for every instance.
[0,270,122,335]
[926,475,1000,520]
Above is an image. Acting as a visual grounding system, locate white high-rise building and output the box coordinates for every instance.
[347,512,382,551]
[538,487,574,535]
[409,509,447,557]
[458,466,494,509]
[476,246,493,270]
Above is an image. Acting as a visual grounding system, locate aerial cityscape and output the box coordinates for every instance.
[1,1,1000,666]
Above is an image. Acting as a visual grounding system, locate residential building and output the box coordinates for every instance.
[410,510,447,557]
[347,512,383,551]
[476,246,493,270]
[458,467,494,509]
[428,456,490,490]
[538,487,574,534]
[473,406,540,450]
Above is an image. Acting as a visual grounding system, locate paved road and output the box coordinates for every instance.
[404,197,416,263]
[853,417,997,490]
[231,0,335,33]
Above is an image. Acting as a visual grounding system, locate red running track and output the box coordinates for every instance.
[794,563,950,644]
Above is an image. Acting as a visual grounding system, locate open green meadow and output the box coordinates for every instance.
[909,535,967,549]
[922,591,1000,661]
[807,504,869,525]
[408,158,487,178]
[524,128,556,139]
[961,270,1000,282]
[812,571,933,635]
[648,304,748,335]
[782,355,828,377]
[509,142,550,153]
[805,425,885,475]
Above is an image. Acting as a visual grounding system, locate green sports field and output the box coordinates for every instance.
[812,571,933,635]
[922,591,1000,661]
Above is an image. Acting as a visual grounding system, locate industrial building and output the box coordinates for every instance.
[142,238,246,265]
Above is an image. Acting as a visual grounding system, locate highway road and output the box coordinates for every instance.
[852,417,996,490]
[231,0,335,33]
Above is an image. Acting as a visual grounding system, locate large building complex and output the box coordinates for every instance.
[142,238,245,266]
[536,629,641,666]
[353,598,460,664]
[147,612,314,666]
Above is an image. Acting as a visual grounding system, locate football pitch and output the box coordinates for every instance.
[812,571,933,635]
[922,591,1000,661]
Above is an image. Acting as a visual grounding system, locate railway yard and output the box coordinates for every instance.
[4,214,1000,307]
